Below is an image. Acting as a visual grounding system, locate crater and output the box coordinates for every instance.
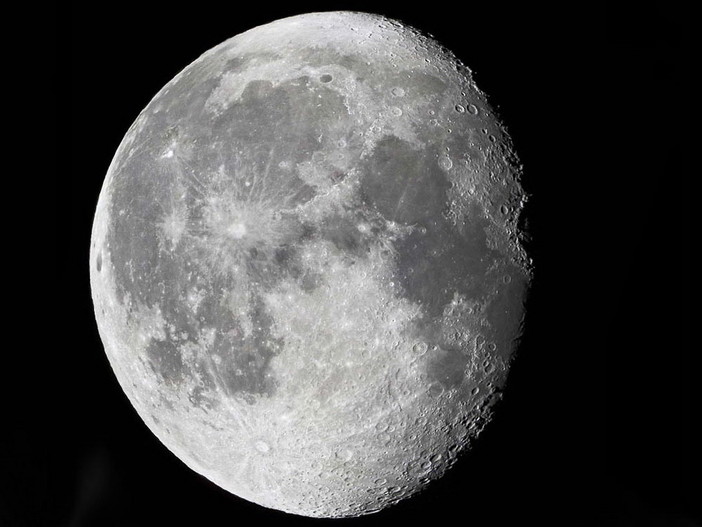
[255,440,271,453]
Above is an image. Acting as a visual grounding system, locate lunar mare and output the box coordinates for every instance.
[90,11,532,518]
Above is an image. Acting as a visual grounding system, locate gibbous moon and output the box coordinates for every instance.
[90,11,531,518]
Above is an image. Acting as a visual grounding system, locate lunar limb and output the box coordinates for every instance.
[90,11,532,518]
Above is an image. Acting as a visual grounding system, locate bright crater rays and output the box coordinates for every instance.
[90,11,532,518]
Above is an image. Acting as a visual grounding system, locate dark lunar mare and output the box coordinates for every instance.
[102,44,526,405]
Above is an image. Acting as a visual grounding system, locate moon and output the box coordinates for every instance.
[90,11,531,518]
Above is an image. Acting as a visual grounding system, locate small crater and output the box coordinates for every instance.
[412,342,428,355]
[228,222,247,239]
[255,440,271,453]
[330,170,346,184]
[95,252,102,272]
[335,449,354,462]
[438,156,453,171]
[320,74,333,83]
[427,383,444,397]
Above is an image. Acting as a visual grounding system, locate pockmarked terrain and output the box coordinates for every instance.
[90,11,532,518]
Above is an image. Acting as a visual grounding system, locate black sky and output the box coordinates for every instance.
[10,1,693,526]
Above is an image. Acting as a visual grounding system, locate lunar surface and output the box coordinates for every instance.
[90,11,532,518]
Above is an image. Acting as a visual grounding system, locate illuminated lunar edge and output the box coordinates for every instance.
[90,11,532,518]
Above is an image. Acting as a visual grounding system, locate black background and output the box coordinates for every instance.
[8,1,693,526]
